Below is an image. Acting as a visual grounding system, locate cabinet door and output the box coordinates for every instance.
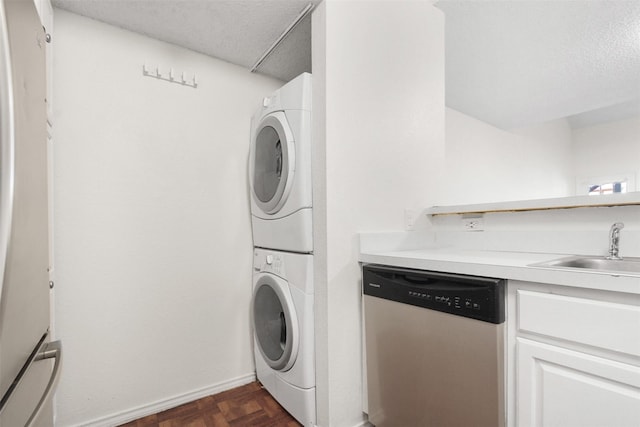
[517,338,640,427]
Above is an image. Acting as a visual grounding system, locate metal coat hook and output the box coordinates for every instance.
[142,64,198,88]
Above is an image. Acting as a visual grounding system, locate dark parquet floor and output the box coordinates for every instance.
[119,381,301,427]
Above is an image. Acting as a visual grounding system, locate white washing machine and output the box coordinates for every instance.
[249,73,312,253]
[251,248,315,426]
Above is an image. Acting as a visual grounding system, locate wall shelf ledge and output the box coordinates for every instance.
[427,193,640,216]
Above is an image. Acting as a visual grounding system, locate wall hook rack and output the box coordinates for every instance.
[142,64,198,88]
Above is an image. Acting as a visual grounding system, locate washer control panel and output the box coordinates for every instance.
[254,250,284,277]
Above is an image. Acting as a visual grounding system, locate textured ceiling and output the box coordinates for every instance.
[52,0,319,82]
[52,0,640,129]
[436,0,640,129]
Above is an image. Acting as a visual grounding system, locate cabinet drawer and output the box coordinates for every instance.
[517,290,640,357]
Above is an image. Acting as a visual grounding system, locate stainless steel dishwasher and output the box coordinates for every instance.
[362,264,506,427]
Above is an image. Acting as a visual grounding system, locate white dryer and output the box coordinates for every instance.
[251,248,315,426]
[249,73,312,253]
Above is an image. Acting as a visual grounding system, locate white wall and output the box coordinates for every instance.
[312,1,445,425]
[442,110,640,206]
[443,108,574,205]
[430,203,640,257]
[52,10,282,426]
[572,116,640,193]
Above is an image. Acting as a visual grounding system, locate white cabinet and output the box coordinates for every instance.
[508,281,640,427]
[517,338,640,426]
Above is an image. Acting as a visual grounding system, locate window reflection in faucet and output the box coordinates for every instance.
[606,222,624,260]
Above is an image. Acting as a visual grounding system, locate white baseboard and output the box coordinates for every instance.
[312,418,372,427]
[77,373,256,427]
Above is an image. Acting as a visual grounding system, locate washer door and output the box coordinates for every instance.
[250,112,296,215]
[252,274,299,372]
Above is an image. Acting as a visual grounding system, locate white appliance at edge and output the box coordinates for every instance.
[251,248,315,426]
[0,0,61,426]
[249,73,312,253]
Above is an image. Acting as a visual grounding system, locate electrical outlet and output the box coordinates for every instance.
[462,216,484,231]
[404,209,416,231]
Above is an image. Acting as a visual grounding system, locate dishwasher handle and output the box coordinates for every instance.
[366,266,501,291]
[400,273,439,286]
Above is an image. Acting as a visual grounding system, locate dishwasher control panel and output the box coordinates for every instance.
[362,264,505,324]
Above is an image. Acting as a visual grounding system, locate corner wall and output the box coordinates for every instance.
[444,108,574,205]
[443,110,640,205]
[52,10,282,425]
[572,116,640,193]
[312,1,445,425]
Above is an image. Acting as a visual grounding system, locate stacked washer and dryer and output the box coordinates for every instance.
[248,73,315,426]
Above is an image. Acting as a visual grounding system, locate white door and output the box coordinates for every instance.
[252,274,299,371]
[517,337,640,427]
[250,112,296,215]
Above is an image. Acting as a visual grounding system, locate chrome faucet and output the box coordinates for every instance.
[606,222,624,260]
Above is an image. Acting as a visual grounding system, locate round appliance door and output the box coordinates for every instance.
[252,274,299,372]
[250,112,296,215]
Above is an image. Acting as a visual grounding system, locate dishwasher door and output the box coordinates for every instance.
[363,265,505,427]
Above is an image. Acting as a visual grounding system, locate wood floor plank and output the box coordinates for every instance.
[119,382,301,427]
[208,412,232,427]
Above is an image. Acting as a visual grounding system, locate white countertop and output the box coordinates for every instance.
[359,247,640,295]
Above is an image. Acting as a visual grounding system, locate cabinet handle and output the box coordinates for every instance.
[25,340,63,427]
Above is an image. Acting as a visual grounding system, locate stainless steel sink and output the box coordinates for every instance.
[532,255,640,275]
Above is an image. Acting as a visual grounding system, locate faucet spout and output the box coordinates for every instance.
[606,222,624,260]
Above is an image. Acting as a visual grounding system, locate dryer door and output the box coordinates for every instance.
[252,274,299,372]
[250,112,296,215]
